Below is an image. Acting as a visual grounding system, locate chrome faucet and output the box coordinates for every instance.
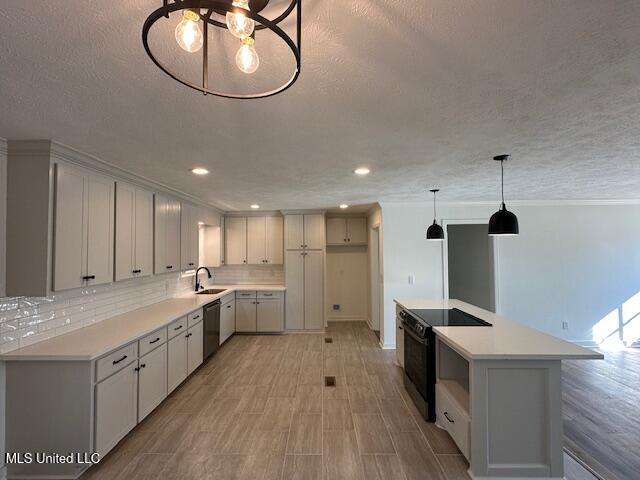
[194,267,212,292]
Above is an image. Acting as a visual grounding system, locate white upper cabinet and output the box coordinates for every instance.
[225,216,247,265]
[284,214,325,250]
[180,203,200,270]
[53,163,114,291]
[115,182,153,281]
[247,216,284,265]
[326,216,367,246]
[154,194,181,274]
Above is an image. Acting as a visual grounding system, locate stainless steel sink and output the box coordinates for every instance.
[196,288,227,295]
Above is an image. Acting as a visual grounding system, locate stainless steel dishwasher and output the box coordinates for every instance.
[203,300,221,360]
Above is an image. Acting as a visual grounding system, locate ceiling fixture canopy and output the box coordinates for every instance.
[142,0,301,99]
[488,154,519,236]
[426,189,445,241]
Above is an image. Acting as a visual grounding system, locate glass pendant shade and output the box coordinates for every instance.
[488,203,519,236]
[426,221,445,240]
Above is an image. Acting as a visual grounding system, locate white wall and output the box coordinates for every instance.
[326,246,369,320]
[379,201,640,348]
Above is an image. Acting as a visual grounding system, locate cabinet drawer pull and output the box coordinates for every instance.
[166,265,173,269]
[149,337,160,344]
[192,314,200,319]
[112,355,127,365]
[174,325,183,331]
[82,275,96,280]
[132,269,142,274]
[444,412,455,423]
[263,293,273,297]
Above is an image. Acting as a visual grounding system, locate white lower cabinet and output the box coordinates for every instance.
[137,343,167,422]
[257,299,284,332]
[95,361,138,457]
[236,298,257,332]
[220,299,236,344]
[187,321,204,375]
[167,332,188,394]
[396,314,405,368]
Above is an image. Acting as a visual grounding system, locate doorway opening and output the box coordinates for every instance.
[445,223,496,312]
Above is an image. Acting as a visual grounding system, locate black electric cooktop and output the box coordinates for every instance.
[408,308,492,327]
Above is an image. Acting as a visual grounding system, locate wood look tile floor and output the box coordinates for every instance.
[563,347,640,480]
[80,322,466,480]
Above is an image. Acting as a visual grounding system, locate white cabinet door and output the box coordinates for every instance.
[134,188,154,277]
[285,250,305,330]
[225,217,247,265]
[304,250,324,329]
[187,322,204,375]
[284,214,304,250]
[115,182,135,281]
[53,163,87,291]
[166,198,181,272]
[220,300,236,344]
[167,333,187,393]
[326,217,347,245]
[257,299,284,332]
[303,214,325,250]
[181,203,199,270]
[347,217,367,244]
[137,343,167,422]
[95,362,138,457]
[247,216,266,265]
[236,298,257,332]
[265,216,283,264]
[86,174,115,286]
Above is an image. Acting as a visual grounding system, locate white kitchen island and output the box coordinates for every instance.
[395,298,603,480]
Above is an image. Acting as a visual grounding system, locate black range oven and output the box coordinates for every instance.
[400,308,491,422]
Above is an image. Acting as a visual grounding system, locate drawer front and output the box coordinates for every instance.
[96,342,138,382]
[436,384,470,459]
[236,290,257,299]
[257,290,283,299]
[139,327,168,357]
[188,308,203,328]
[168,316,188,339]
[221,292,235,305]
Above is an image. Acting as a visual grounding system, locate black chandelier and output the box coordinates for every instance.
[142,0,301,99]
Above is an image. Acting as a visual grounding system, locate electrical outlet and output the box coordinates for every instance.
[408,275,415,285]
[562,321,569,330]
[333,304,340,311]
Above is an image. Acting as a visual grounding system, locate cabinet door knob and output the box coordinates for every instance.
[226,305,232,309]
[243,260,247,264]
[140,363,146,369]
[186,333,192,338]
[188,262,194,266]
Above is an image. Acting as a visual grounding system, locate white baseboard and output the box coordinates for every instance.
[327,315,368,322]
[379,340,395,350]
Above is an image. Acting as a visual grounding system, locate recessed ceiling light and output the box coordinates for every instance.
[191,167,209,175]
[250,204,260,209]
[354,167,370,175]
[339,204,349,209]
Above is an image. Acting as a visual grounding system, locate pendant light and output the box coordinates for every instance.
[488,154,519,236]
[426,189,445,240]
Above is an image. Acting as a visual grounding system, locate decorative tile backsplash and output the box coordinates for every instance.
[0,265,284,354]
[211,265,284,285]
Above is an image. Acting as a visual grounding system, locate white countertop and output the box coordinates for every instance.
[1,285,285,362]
[395,298,603,361]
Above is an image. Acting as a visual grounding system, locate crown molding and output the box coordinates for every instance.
[224,210,283,217]
[7,139,225,214]
[279,209,327,215]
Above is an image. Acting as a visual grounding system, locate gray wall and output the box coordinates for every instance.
[447,224,494,311]
[379,202,640,348]
[1,138,7,480]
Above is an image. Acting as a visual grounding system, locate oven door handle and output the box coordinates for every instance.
[401,321,429,345]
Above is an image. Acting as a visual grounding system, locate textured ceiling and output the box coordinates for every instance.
[1,0,639,210]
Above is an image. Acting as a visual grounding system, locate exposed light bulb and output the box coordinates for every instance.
[175,9,203,53]
[236,37,259,74]
[226,0,255,39]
